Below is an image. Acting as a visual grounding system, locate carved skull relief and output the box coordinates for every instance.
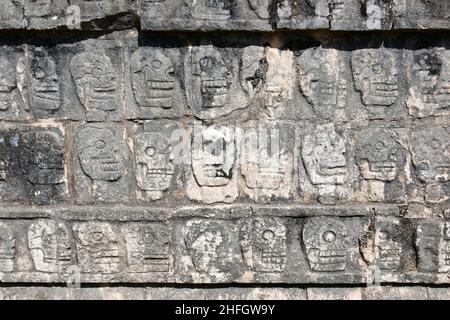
[73,222,125,274]
[297,47,345,118]
[303,217,350,272]
[0,56,16,112]
[192,125,235,188]
[28,220,74,273]
[135,132,174,195]
[411,127,450,184]
[131,48,175,110]
[0,222,15,272]
[70,52,118,120]
[19,130,65,185]
[122,223,170,273]
[185,220,233,273]
[30,48,60,111]
[352,49,399,117]
[239,218,287,272]
[356,129,398,182]
[240,128,293,200]
[77,127,124,182]
[301,124,347,185]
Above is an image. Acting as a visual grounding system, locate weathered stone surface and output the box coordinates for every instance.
[0,3,450,300]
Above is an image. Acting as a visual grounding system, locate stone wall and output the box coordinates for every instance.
[0,0,449,299]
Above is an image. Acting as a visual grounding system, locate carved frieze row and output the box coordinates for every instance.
[0,122,448,205]
[0,213,449,283]
[1,44,450,122]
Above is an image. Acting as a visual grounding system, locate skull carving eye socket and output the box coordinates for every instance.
[372,63,384,74]
[145,147,156,157]
[322,230,336,243]
[92,232,104,242]
[34,68,46,79]
[375,141,385,151]
[92,67,103,79]
[199,57,214,71]
[151,60,162,69]
[430,139,441,150]
[379,231,388,240]
[96,140,106,149]
[417,163,430,171]
[262,230,275,241]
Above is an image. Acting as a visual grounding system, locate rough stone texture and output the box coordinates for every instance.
[0,0,449,301]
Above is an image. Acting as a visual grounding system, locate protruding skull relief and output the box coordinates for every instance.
[186,46,240,119]
[192,125,235,187]
[122,223,170,273]
[28,220,74,273]
[415,221,441,272]
[375,223,402,270]
[356,130,398,182]
[70,52,118,121]
[0,56,16,112]
[185,220,234,273]
[301,124,347,186]
[240,128,293,202]
[297,47,345,119]
[356,129,399,201]
[407,49,450,118]
[131,48,175,110]
[240,46,264,99]
[352,49,399,119]
[239,218,287,272]
[191,0,232,20]
[73,222,126,274]
[77,127,124,182]
[0,222,15,272]
[19,130,65,204]
[411,128,449,203]
[263,48,294,118]
[30,48,60,112]
[135,132,174,201]
[303,217,350,272]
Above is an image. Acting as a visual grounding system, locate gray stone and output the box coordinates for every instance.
[307,287,362,300]
[74,124,129,204]
[363,286,429,300]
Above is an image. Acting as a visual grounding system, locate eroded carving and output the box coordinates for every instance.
[352,48,399,119]
[28,220,74,273]
[263,48,294,118]
[411,127,450,203]
[135,132,174,201]
[0,222,15,272]
[30,48,60,113]
[191,0,232,20]
[77,127,124,182]
[303,217,350,272]
[415,221,441,272]
[131,48,175,110]
[73,222,126,274]
[240,127,293,202]
[71,52,119,121]
[19,130,66,204]
[0,56,17,113]
[408,49,450,118]
[297,47,346,119]
[301,124,349,202]
[239,218,287,272]
[187,124,238,204]
[122,223,170,273]
[356,128,399,202]
[185,219,234,274]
